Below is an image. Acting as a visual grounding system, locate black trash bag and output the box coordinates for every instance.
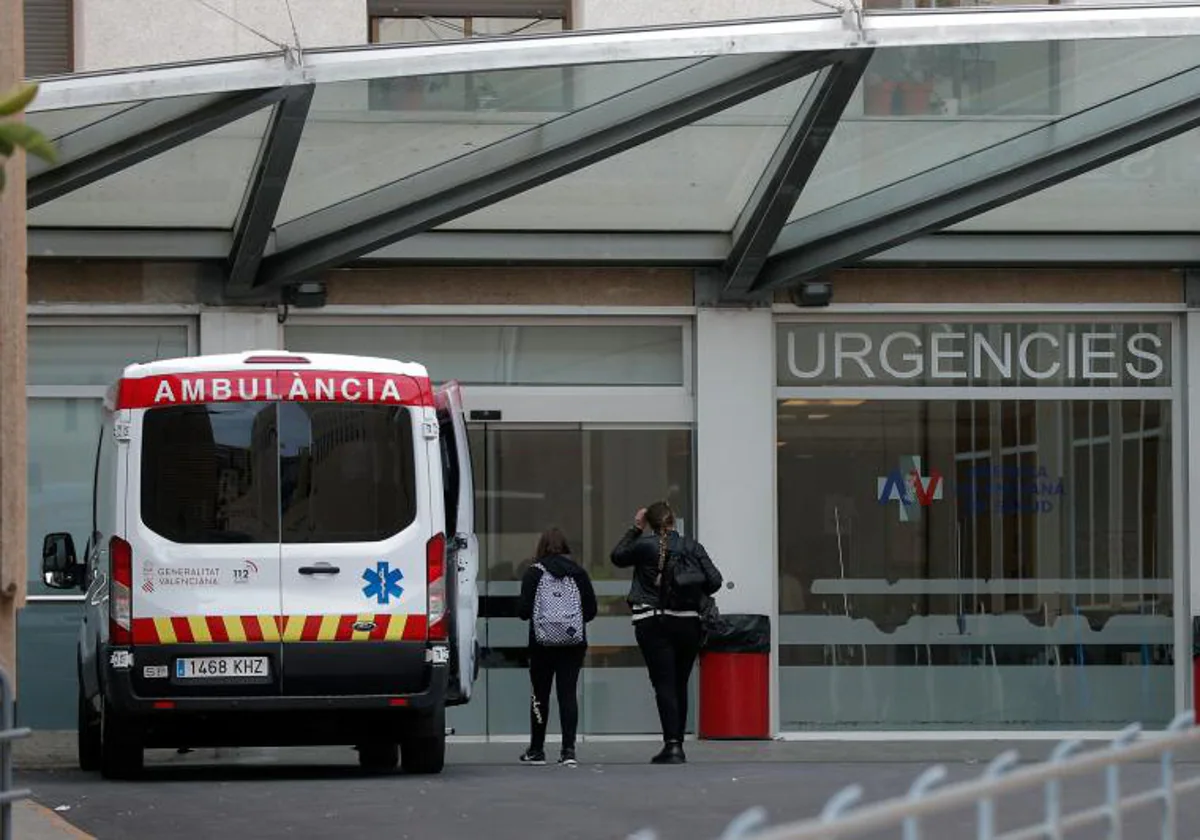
[702,613,770,654]
[1193,616,1200,658]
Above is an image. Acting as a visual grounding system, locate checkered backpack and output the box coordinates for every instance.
[532,564,584,646]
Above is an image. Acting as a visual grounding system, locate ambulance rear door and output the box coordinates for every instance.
[276,370,431,697]
[123,380,284,698]
[435,381,478,704]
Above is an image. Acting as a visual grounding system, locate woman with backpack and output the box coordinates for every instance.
[611,501,722,765]
[517,527,597,767]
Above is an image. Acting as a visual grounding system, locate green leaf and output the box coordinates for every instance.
[0,123,55,164]
[0,135,12,157]
[0,164,6,193]
[0,84,38,118]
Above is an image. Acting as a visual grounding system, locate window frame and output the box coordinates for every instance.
[771,309,1189,726]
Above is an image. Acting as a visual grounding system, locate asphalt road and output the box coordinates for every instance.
[18,745,1200,840]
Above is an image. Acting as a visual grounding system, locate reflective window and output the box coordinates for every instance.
[27,323,194,594]
[791,36,1200,223]
[278,403,417,543]
[27,399,103,595]
[140,403,279,544]
[777,397,1173,729]
[16,603,84,728]
[285,323,687,386]
[28,324,190,387]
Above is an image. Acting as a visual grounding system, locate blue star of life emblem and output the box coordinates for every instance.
[362,561,404,605]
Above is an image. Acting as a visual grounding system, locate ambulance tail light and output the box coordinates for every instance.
[426,533,448,642]
[109,536,133,645]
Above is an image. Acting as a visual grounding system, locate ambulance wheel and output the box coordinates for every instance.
[400,708,446,775]
[357,742,399,773]
[77,687,101,773]
[98,700,143,780]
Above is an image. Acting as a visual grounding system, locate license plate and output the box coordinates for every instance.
[174,656,269,680]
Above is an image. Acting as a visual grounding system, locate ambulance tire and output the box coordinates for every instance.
[99,700,143,780]
[77,687,102,773]
[357,742,399,773]
[400,707,446,775]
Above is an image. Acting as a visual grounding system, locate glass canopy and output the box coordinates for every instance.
[21,4,1200,301]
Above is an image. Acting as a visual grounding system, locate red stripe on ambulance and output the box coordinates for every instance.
[116,370,434,410]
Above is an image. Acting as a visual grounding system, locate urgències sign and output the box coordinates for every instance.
[776,322,1171,387]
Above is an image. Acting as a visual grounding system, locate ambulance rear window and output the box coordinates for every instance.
[141,402,279,544]
[140,402,417,544]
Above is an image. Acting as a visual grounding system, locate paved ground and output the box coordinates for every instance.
[16,742,1200,840]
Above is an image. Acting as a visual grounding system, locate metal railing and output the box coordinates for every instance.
[0,669,31,840]
[631,711,1200,840]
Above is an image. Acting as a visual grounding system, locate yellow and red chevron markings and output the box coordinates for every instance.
[130,614,429,645]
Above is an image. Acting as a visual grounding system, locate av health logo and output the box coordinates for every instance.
[877,455,944,523]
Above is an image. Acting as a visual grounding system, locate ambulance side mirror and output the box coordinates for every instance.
[42,532,82,590]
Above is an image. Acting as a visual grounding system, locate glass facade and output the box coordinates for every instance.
[284,321,695,736]
[776,319,1178,730]
[23,321,193,729]
[453,426,695,737]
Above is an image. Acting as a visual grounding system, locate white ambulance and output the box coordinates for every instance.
[40,351,479,779]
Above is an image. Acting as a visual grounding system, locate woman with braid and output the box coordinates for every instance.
[611,501,722,764]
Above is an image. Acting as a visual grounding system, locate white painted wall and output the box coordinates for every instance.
[574,0,827,29]
[76,0,364,71]
[695,307,778,727]
[695,308,776,615]
[199,310,282,355]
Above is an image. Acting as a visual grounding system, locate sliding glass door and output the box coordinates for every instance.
[446,424,694,738]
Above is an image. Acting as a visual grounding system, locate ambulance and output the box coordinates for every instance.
[40,351,479,779]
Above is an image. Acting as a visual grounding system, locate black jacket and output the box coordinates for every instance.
[518,554,598,646]
[610,528,722,611]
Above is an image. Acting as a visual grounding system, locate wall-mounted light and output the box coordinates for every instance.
[278,281,328,324]
[788,280,833,308]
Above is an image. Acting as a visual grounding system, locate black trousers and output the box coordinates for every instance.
[529,644,586,751]
[634,615,702,743]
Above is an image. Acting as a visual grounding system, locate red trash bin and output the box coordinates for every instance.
[1193,617,1199,723]
[698,613,770,740]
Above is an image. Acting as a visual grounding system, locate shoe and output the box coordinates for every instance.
[558,748,578,767]
[650,741,686,765]
[519,748,546,765]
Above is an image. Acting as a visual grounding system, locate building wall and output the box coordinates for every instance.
[572,0,828,28]
[75,0,364,71]
[22,262,1196,732]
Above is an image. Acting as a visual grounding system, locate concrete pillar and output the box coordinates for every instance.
[1183,313,1199,713]
[694,307,777,723]
[0,0,29,687]
[199,310,282,355]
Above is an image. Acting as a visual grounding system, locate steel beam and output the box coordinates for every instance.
[757,65,1200,292]
[29,6,1200,111]
[255,51,834,293]
[720,51,872,301]
[27,88,286,209]
[226,85,314,296]
[25,94,227,177]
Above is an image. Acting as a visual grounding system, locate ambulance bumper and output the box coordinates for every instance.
[103,647,449,714]
[101,660,450,748]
